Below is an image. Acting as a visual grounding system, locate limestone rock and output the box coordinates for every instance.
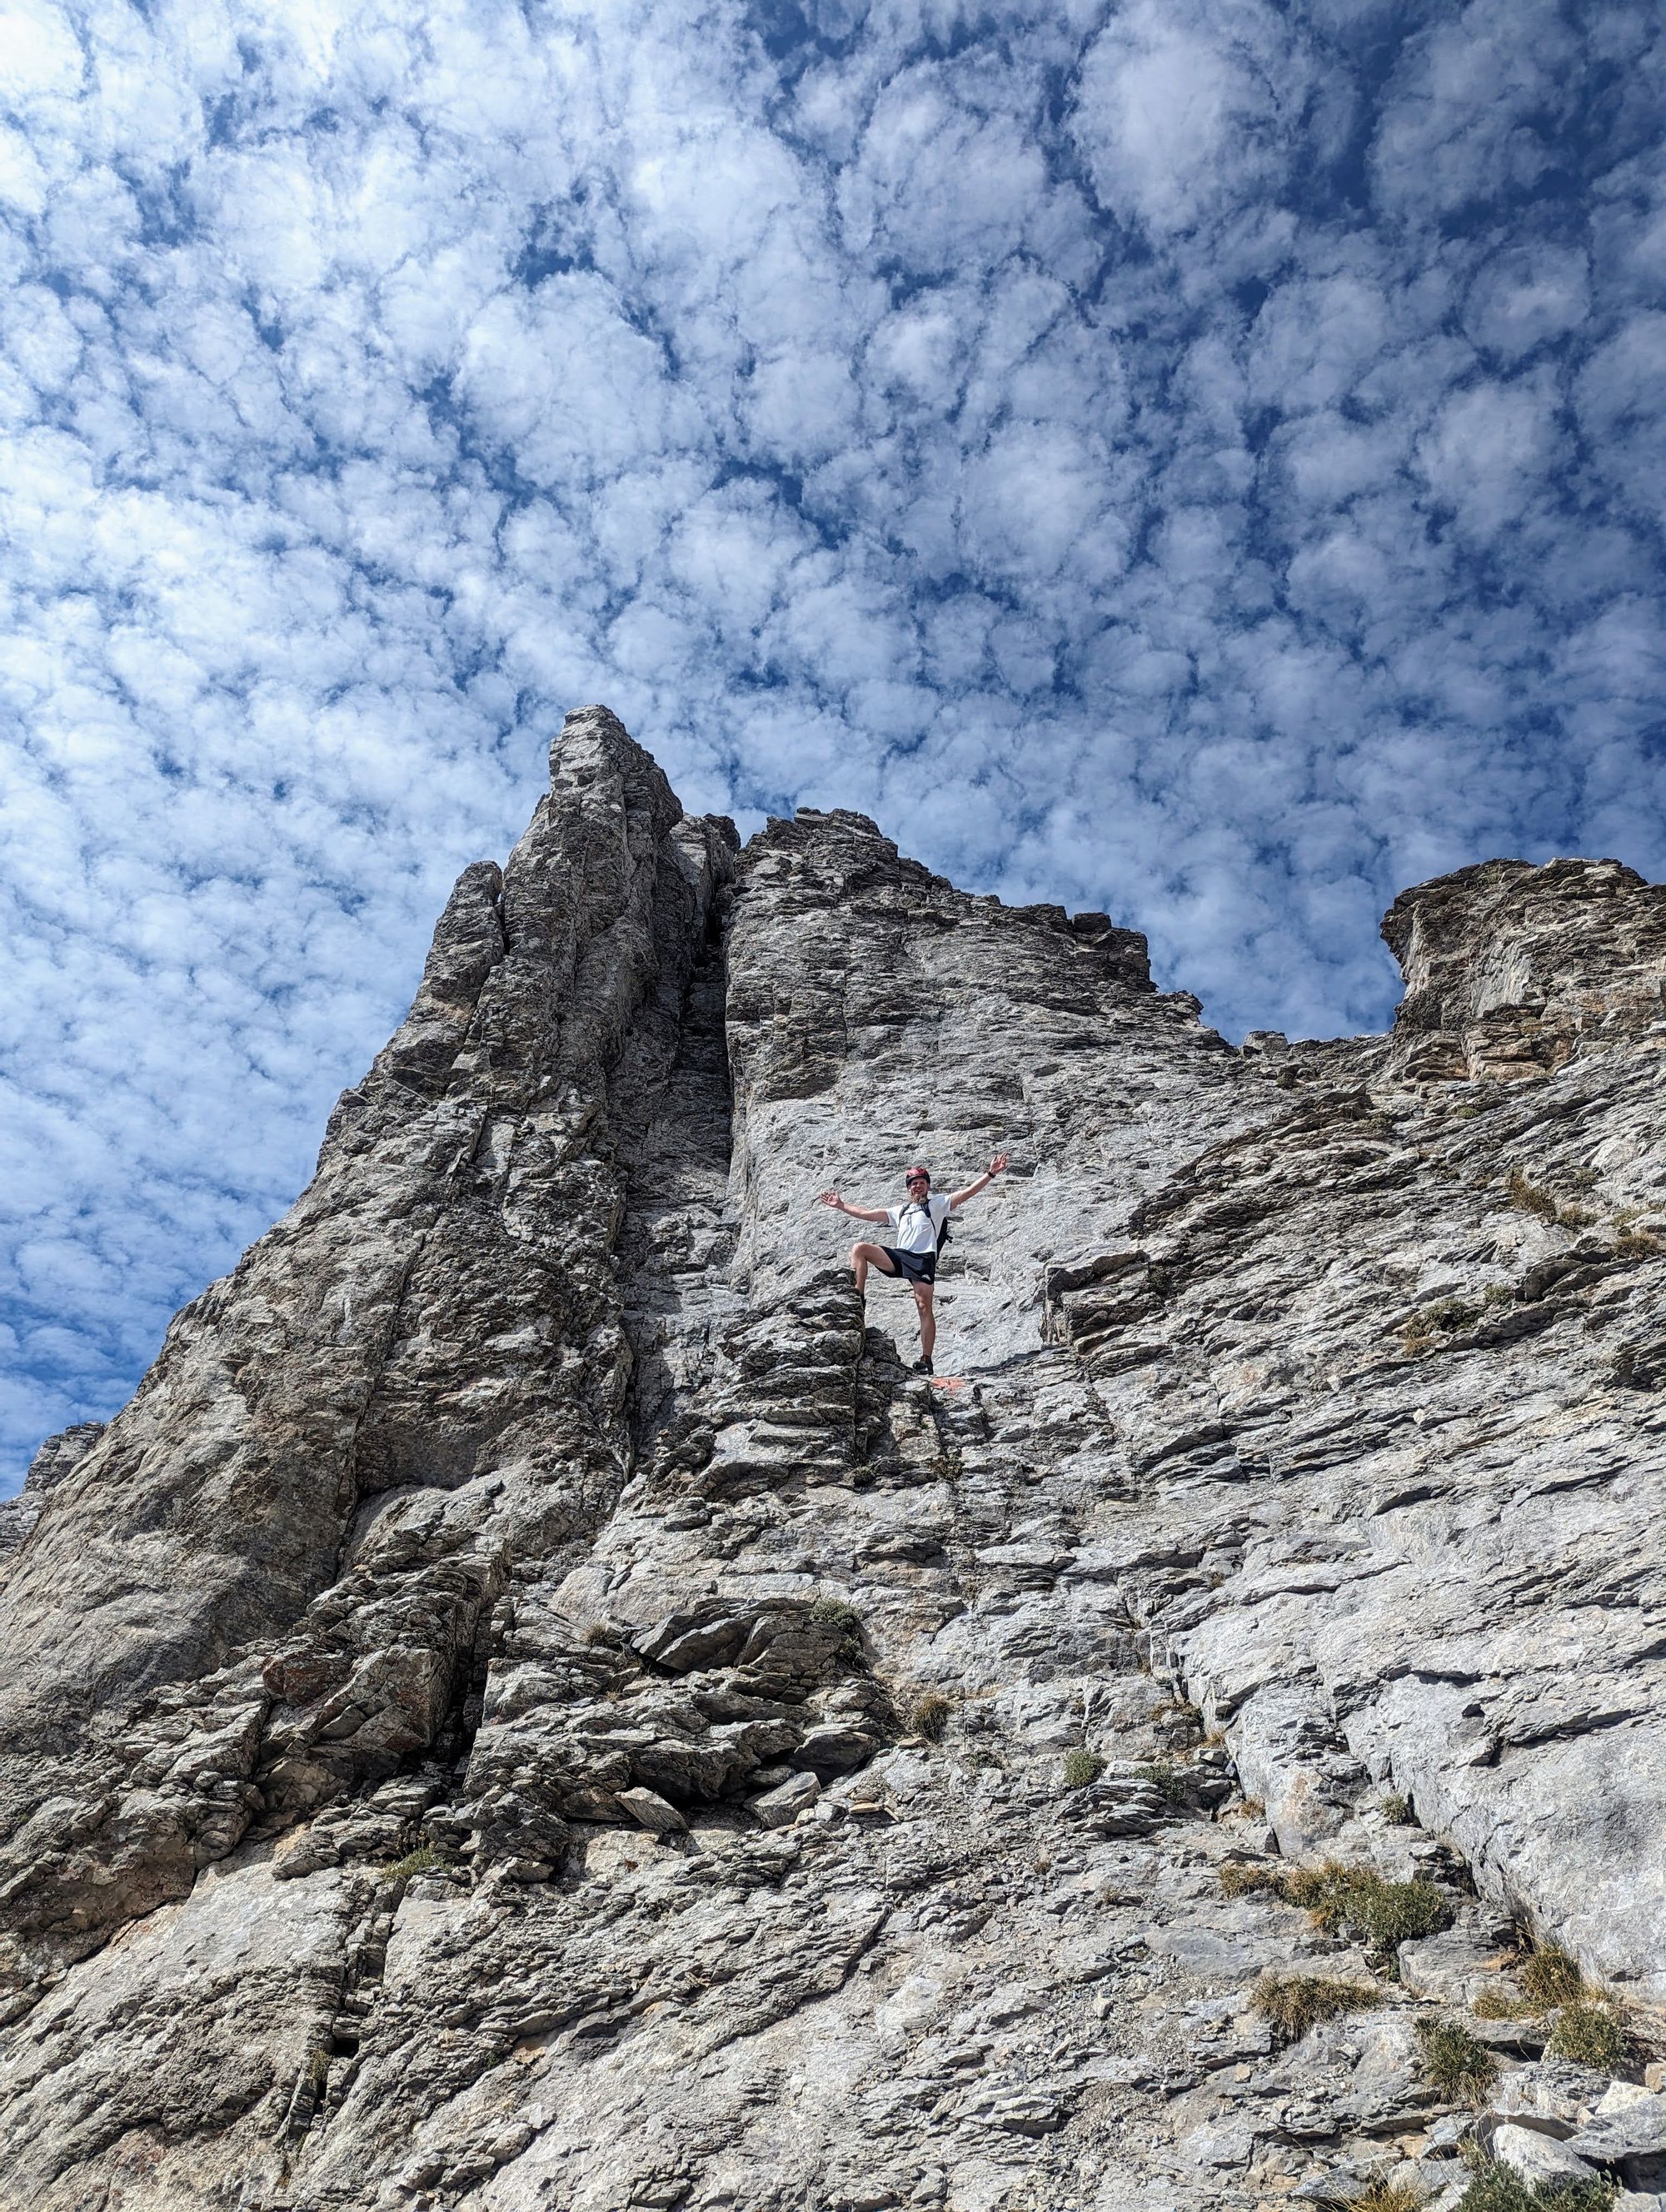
[1,708,1663,2210]
[753,1771,820,1828]
[0,1422,103,1580]
[1490,2121,1601,2185]
[618,1786,686,1836]
[1572,2094,1666,2190]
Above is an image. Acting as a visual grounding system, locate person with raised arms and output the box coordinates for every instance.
[818,1153,1009,1376]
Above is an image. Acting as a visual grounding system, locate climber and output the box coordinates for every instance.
[817,1154,1009,1376]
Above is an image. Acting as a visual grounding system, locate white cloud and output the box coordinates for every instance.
[1417,376,1559,539]
[1369,0,1579,222]
[1574,309,1666,521]
[1464,243,1591,361]
[0,4,83,100]
[1070,0,1312,240]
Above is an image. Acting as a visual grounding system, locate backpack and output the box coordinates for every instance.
[900,1197,952,1253]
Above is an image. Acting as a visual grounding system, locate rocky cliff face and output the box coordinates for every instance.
[2,709,1664,2212]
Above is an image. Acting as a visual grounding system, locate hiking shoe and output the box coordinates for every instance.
[910,1355,934,1376]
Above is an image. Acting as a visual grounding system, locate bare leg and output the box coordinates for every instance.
[914,1284,935,1361]
[850,1240,897,1295]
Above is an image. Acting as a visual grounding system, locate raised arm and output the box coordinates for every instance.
[948,1152,1009,1209]
[818,1189,891,1226]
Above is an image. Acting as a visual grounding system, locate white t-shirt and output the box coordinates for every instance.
[887,1193,950,1254]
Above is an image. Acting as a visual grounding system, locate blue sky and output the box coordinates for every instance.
[2,0,1664,1487]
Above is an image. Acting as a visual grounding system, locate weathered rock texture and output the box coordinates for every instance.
[2,708,1664,2212]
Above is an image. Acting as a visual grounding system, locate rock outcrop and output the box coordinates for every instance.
[2,706,1663,2212]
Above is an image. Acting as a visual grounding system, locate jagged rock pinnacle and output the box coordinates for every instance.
[2,708,1663,2210]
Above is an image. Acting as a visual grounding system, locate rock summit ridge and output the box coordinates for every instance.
[2,707,1664,2212]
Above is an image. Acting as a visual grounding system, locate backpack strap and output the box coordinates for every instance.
[902,1197,949,1251]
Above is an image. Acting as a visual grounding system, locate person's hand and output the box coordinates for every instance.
[988,1152,1009,1177]
[817,1189,843,1210]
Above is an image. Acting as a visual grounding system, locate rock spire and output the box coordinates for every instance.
[2,709,1664,2211]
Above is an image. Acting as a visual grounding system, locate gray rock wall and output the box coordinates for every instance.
[1,710,1662,2212]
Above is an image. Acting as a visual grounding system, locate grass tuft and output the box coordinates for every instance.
[1380,1792,1414,1825]
[1220,1859,1282,1898]
[1324,2181,1427,2212]
[1504,1168,1559,1221]
[910,1691,952,1743]
[1061,1748,1105,1790]
[1150,1695,1203,1732]
[1252,1970,1383,2044]
[1614,1230,1662,1260]
[1472,1985,1539,2021]
[1519,1943,1585,2009]
[1415,2015,1497,2101]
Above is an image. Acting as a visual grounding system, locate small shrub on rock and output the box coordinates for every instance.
[1415,2015,1497,2101]
[1252,1971,1383,2044]
[911,1691,952,1743]
[1381,1793,1414,1825]
[1400,1293,1486,1354]
[1353,1876,1450,1950]
[810,1597,865,1637]
[1456,2158,1615,2210]
[378,1845,449,1886]
[1283,1861,1450,1953]
[1061,1749,1105,1790]
[1137,1758,1189,1805]
[1425,1294,1481,1333]
[1548,2001,1632,2072]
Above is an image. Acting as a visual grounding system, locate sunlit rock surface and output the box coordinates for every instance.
[2,707,1663,2212]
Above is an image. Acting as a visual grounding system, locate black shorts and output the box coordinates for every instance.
[882,1248,937,1285]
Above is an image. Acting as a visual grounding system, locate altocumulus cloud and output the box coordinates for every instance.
[2,0,1664,1484]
